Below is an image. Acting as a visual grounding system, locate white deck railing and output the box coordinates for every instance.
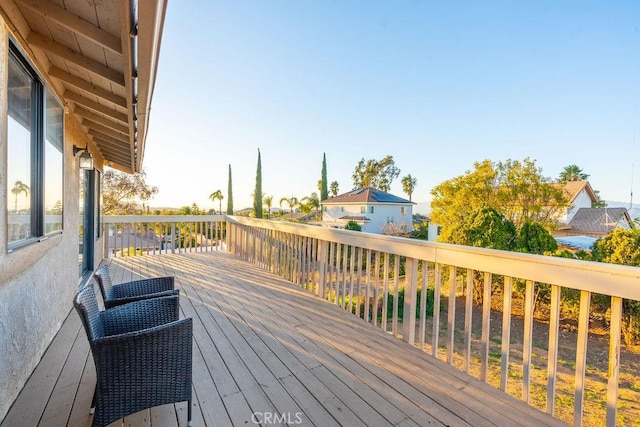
[102,214,640,426]
[103,215,226,256]
[226,216,640,427]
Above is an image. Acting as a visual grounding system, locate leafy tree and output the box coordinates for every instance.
[209,190,223,214]
[279,196,299,219]
[558,164,589,182]
[344,220,362,231]
[352,155,400,192]
[592,228,640,344]
[263,195,273,218]
[412,221,429,240]
[253,149,263,218]
[516,221,558,254]
[11,180,30,211]
[330,181,340,197]
[227,164,234,215]
[320,153,329,201]
[401,174,417,201]
[431,158,568,242]
[103,169,158,214]
[459,206,517,250]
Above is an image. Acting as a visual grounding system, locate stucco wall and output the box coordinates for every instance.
[0,23,101,419]
[323,203,413,233]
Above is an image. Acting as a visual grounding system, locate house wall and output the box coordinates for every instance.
[0,20,104,419]
[561,189,593,223]
[323,203,413,233]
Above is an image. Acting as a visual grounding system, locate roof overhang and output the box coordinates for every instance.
[2,0,166,173]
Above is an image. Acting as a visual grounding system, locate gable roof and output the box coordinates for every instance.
[322,187,414,205]
[568,207,632,234]
[554,181,598,204]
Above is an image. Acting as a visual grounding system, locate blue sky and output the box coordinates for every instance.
[144,1,640,212]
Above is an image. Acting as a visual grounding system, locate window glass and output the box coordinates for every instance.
[7,53,34,245]
[369,206,374,214]
[360,206,366,213]
[45,88,64,233]
[95,170,101,239]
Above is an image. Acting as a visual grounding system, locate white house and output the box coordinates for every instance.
[0,1,166,419]
[320,187,414,234]
[555,180,599,224]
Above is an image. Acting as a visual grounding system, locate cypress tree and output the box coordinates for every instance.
[226,164,234,215]
[254,149,263,218]
[321,152,328,201]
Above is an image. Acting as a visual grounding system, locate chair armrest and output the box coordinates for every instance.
[103,289,179,309]
[111,276,175,299]
[101,295,180,336]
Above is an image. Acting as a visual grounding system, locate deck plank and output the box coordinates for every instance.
[3,251,567,427]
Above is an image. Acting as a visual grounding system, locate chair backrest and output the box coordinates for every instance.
[73,284,105,343]
[93,264,112,300]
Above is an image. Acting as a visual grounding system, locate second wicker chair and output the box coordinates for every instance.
[93,264,178,309]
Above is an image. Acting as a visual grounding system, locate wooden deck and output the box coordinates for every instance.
[1,251,566,426]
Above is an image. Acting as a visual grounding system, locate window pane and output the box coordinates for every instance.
[45,89,63,233]
[7,54,33,245]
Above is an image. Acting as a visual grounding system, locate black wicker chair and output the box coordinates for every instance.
[94,264,178,308]
[74,284,193,427]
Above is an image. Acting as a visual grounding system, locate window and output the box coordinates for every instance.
[323,206,327,212]
[360,206,366,213]
[341,206,344,212]
[400,206,406,215]
[7,43,64,250]
[369,206,374,214]
[95,170,102,239]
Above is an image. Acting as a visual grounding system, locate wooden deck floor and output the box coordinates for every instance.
[1,251,566,426]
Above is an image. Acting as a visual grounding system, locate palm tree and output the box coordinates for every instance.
[11,180,30,212]
[329,181,339,197]
[559,165,589,182]
[209,190,224,214]
[401,174,417,201]
[279,196,299,219]
[302,193,320,219]
[263,195,273,219]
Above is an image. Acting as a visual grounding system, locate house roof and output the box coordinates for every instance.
[322,187,414,205]
[7,0,167,173]
[568,207,632,234]
[553,181,598,204]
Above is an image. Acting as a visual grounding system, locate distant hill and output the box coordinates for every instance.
[604,201,640,219]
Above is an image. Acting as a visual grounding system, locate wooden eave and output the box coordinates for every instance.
[1,0,166,173]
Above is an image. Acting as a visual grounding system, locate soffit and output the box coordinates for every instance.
[3,0,166,173]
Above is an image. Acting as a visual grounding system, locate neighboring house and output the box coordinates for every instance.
[320,187,414,234]
[554,207,634,238]
[0,2,165,419]
[555,180,599,224]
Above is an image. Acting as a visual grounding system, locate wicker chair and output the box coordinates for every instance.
[74,284,193,427]
[93,264,178,308]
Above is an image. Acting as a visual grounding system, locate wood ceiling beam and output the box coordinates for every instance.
[92,137,131,156]
[16,0,122,55]
[73,106,129,134]
[89,129,130,148]
[64,90,128,123]
[81,119,128,140]
[26,31,125,87]
[49,67,126,108]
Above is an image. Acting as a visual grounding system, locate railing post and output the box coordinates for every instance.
[402,257,418,345]
[317,240,327,298]
[171,222,176,254]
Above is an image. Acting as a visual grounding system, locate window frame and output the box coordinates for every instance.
[7,41,64,252]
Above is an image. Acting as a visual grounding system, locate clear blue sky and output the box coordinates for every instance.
[143,1,640,212]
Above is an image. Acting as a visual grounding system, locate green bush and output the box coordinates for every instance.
[383,287,437,320]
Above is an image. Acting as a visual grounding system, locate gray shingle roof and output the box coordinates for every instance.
[322,187,413,205]
[568,207,630,233]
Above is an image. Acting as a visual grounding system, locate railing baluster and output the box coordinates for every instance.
[607,296,622,427]
[356,247,363,318]
[348,245,356,313]
[432,263,442,358]
[574,290,591,427]
[419,260,429,350]
[523,280,535,403]
[481,272,492,382]
[382,254,390,332]
[373,252,381,327]
[464,269,474,373]
[403,257,418,345]
[364,249,372,322]
[392,254,400,336]
[341,244,348,310]
[447,265,457,364]
[501,276,513,392]
[547,284,561,415]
